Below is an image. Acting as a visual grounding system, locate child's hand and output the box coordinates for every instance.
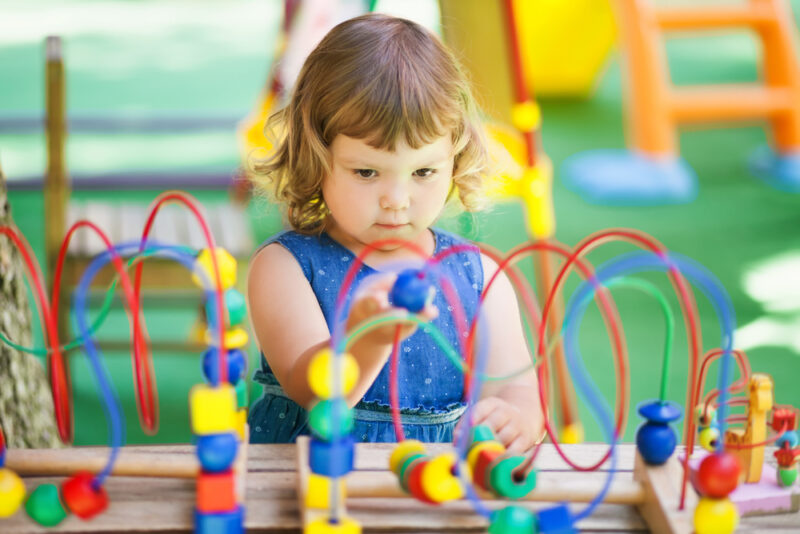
[460,396,543,454]
[346,274,438,346]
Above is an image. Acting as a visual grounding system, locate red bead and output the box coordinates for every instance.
[197,470,237,513]
[61,471,109,520]
[473,448,503,492]
[697,453,741,498]
[406,460,437,505]
[772,408,797,432]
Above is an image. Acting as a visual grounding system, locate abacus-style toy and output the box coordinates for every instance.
[0,191,251,532]
[294,225,800,534]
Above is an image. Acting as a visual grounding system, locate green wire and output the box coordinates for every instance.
[0,246,196,356]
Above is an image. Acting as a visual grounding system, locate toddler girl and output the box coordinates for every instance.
[247,13,543,451]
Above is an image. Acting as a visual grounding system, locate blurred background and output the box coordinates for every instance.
[1,0,800,446]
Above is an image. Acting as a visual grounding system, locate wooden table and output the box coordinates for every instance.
[3,443,799,533]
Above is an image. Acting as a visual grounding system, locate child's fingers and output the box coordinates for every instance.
[495,422,522,449]
[506,435,530,454]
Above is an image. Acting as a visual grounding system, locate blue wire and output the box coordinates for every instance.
[73,241,201,485]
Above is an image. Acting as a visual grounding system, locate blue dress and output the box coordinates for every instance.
[248,228,483,443]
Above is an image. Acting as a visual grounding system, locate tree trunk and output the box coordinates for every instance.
[0,166,61,448]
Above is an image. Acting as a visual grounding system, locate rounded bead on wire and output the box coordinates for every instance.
[306,515,362,534]
[636,400,682,465]
[419,453,465,503]
[696,452,741,499]
[488,505,537,534]
[389,440,426,475]
[308,399,354,441]
[398,454,427,492]
[192,248,237,290]
[467,440,505,473]
[775,430,799,449]
[511,101,541,132]
[694,404,718,428]
[309,436,355,478]
[197,433,239,473]
[406,458,438,505]
[487,455,538,499]
[202,347,247,385]
[205,288,247,329]
[25,483,68,527]
[389,269,434,313]
[777,466,799,487]
[0,468,25,518]
[698,426,720,452]
[204,327,249,350]
[308,349,359,400]
[61,471,109,520]
[694,497,738,534]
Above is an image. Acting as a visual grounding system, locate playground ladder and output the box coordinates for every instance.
[616,0,800,156]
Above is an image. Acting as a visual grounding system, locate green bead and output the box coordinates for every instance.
[398,454,427,492]
[206,288,247,328]
[489,505,538,534]
[235,379,248,409]
[25,484,68,527]
[308,399,354,440]
[470,425,496,445]
[488,456,537,499]
[778,467,798,487]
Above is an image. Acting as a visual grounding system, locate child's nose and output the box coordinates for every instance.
[380,182,410,210]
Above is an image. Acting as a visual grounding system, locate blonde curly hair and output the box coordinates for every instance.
[251,13,489,234]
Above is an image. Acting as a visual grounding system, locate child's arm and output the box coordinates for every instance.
[247,244,434,409]
[466,253,545,453]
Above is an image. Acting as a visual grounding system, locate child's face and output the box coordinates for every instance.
[323,133,454,252]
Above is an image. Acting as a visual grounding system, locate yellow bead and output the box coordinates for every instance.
[420,453,465,503]
[0,468,25,518]
[467,440,505,473]
[235,408,248,441]
[694,497,738,534]
[389,440,427,474]
[698,426,720,452]
[190,384,237,435]
[305,473,347,509]
[308,349,359,400]
[521,161,555,239]
[205,327,249,349]
[560,423,584,444]
[305,515,361,534]
[511,101,541,132]
[193,248,237,290]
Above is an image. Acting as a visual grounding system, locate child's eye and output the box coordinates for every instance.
[354,169,377,179]
[413,168,437,179]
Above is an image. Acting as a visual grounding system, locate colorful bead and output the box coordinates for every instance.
[190,384,237,435]
[698,426,720,452]
[204,327,249,350]
[511,101,542,132]
[470,424,496,445]
[205,288,247,329]
[488,455,537,499]
[696,452,741,499]
[389,269,433,313]
[636,421,677,465]
[61,471,108,519]
[203,347,247,385]
[197,433,239,473]
[559,423,583,445]
[389,440,426,474]
[235,409,247,441]
[193,248,237,290]
[419,453,464,503]
[467,440,505,473]
[0,468,25,518]
[25,483,68,527]
[694,404,717,428]
[536,503,574,533]
[771,408,798,433]
[309,436,355,478]
[308,399,354,441]
[489,505,537,534]
[197,470,237,513]
[306,473,347,509]
[398,454,427,492]
[777,466,798,487]
[694,497,738,534]
[638,400,683,424]
[473,447,504,491]
[406,459,437,505]
[194,505,244,534]
[308,349,359,399]
[775,430,799,449]
[235,379,248,409]
[305,515,362,534]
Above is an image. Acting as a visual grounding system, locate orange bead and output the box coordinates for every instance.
[473,448,504,491]
[467,440,505,473]
[196,470,237,513]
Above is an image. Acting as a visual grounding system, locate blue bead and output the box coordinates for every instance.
[203,348,246,385]
[197,433,239,473]
[195,505,244,534]
[636,421,677,465]
[776,430,799,449]
[389,269,433,313]
[309,436,355,477]
[537,503,575,533]
[0,447,5,468]
[637,400,682,424]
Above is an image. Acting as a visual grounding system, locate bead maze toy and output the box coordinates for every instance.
[293,227,800,534]
[0,191,251,532]
[563,0,800,204]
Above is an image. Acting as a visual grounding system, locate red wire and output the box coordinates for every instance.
[389,326,403,442]
[137,192,228,384]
